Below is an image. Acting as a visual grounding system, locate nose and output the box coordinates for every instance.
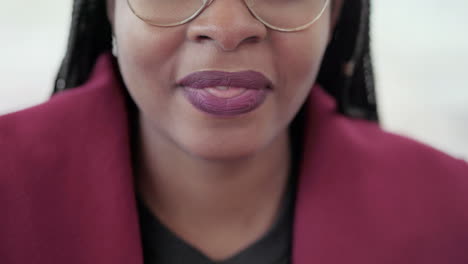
[186,0,268,51]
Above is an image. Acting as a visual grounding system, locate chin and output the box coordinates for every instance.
[181,135,269,162]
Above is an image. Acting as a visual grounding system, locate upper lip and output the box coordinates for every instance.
[177,70,272,90]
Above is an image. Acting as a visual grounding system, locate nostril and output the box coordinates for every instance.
[245,36,260,44]
[196,35,211,42]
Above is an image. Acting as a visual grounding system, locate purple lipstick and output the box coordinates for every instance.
[177,71,271,116]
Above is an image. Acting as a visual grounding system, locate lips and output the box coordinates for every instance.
[177,71,272,116]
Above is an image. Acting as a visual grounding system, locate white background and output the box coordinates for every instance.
[1,0,467,160]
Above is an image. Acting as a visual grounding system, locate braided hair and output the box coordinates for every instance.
[54,0,378,121]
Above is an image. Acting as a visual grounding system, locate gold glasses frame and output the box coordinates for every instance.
[127,0,330,32]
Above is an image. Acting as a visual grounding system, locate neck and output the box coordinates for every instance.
[135,116,291,260]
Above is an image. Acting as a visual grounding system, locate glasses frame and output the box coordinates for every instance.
[127,0,330,32]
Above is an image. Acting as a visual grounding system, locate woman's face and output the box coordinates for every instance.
[108,0,338,160]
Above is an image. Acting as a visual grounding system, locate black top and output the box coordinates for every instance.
[137,181,294,264]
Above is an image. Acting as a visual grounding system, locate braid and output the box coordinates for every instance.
[54,0,378,121]
[54,0,111,92]
[317,0,377,121]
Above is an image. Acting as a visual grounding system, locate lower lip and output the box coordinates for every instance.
[182,87,269,116]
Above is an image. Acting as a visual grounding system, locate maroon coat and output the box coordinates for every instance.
[1,54,468,263]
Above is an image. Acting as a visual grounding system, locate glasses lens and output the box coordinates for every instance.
[128,0,328,30]
[247,0,328,30]
[129,0,206,26]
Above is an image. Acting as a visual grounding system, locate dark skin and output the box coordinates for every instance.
[106,0,343,260]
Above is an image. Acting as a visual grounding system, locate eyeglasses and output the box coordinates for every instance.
[127,0,330,32]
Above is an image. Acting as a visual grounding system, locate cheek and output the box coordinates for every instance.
[113,1,189,113]
[114,0,180,84]
[115,24,184,87]
[270,18,330,114]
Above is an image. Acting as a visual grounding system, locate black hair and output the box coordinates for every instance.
[54,0,378,121]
